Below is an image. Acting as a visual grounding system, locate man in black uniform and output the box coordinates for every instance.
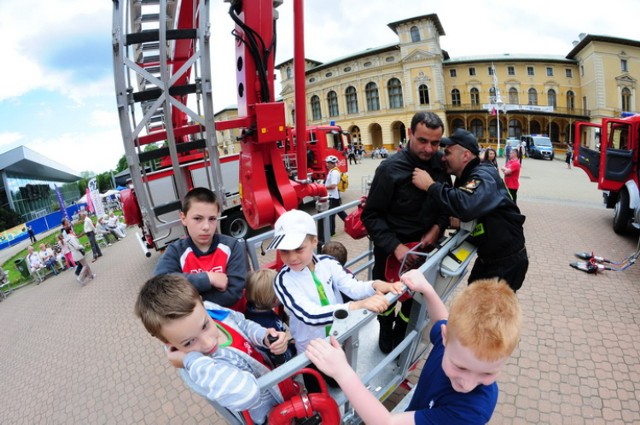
[412,128,528,292]
[362,112,451,353]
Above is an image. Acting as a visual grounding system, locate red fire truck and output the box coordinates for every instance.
[574,114,640,234]
[112,0,349,250]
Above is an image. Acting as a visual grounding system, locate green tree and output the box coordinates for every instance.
[116,155,128,173]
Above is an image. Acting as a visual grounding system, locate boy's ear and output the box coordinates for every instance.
[179,211,187,225]
[441,323,448,347]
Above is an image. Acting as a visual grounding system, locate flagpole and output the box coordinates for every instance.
[492,63,503,156]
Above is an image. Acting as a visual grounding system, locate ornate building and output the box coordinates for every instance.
[276,14,639,152]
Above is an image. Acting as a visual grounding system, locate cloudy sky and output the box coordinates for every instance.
[1,0,639,174]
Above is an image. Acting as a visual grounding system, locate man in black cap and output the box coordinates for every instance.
[412,128,528,292]
[362,111,451,353]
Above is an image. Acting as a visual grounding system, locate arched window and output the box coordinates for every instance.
[566,90,575,110]
[470,88,480,106]
[528,88,538,105]
[509,87,519,104]
[327,91,339,117]
[310,95,321,120]
[470,119,483,138]
[345,86,358,114]
[410,26,420,42]
[451,89,461,106]
[452,118,464,130]
[508,119,522,138]
[418,84,430,105]
[366,82,380,111]
[622,87,631,112]
[547,89,557,108]
[387,78,404,109]
[530,121,541,134]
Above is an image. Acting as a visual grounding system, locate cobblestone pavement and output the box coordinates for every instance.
[0,156,638,424]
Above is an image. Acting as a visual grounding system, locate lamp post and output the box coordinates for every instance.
[495,93,503,156]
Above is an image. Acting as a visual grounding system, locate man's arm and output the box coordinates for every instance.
[362,163,402,255]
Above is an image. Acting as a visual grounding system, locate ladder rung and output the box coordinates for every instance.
[132,83,197,103]
[153,200,182,217]
[138,139,206,162]
[125,29,197,46]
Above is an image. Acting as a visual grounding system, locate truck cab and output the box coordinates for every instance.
[574,115,640,233]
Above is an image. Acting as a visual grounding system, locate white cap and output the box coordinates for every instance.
[267,209,317,250]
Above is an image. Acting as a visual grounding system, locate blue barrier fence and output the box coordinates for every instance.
[0,204,86,251]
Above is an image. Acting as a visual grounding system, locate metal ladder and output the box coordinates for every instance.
[112,0,226,249]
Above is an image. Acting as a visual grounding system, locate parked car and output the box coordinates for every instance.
[521,135,554,160]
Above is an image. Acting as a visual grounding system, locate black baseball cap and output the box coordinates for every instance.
[440,129,480,155]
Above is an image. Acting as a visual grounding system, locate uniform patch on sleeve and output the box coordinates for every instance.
[460,179,481,193]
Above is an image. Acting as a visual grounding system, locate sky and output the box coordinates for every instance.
[1,0,639,175]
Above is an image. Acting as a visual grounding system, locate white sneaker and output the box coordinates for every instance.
[77,276,85,285]
[91,273,97,280]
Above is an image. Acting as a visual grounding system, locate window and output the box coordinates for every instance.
[451,89,461,106]
[621,59,628,72]
[450,69,457,78]
[470,119,483,138]
[310,95,321,120]
[582,96,588,112]
[546,67,553,77]
[286,67,292,79]
[509,87,519,104]
[622,87,631,111]
[580,65,584,76]
[547,89,556,108]
[309,77,316,83]
[325,72,333,78]
[345,86,358,114]
[508,66,515,76]
[566,90,575,110]
[488,67,494,76]
[452,118,464,131]
[418,84,430,105]
[366,82,380,111]
[469,67,476,76]
[527,66,535,76]
[489,87,496,102]
[528,88,538,105]
[327,91,339,117]
[385,56,395,63]
[364,61,372,68]
[410,26,420,42]
[343,66,352,72]
[565,68,573,78]
[470,88,480,105]
[387,78,404,109]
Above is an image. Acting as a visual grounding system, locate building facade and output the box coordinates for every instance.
[276,14,639,152]
[0,146,81,221]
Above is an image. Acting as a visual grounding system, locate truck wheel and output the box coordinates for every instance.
[221,209,252,240]
[613,190,631,234]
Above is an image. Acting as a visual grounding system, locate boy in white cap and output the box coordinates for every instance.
[269,209,403,391]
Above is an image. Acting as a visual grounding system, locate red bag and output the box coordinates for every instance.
[344,196,368,239]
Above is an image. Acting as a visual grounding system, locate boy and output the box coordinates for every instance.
[154,187,247,309]
[320,240,348,267]
[269,209,403,354]
[305,269,522,424]
[135,274,290,424]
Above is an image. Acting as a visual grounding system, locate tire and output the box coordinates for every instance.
[221,209,252,240]
[613,190,631,234]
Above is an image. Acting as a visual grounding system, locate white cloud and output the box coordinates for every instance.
[0,132,25,148]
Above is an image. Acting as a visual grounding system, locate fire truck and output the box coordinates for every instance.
[112,0,477,423]
[112,0,348,251]
[574,114,640,234]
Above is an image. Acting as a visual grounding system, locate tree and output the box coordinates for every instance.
[116,155,128,173]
